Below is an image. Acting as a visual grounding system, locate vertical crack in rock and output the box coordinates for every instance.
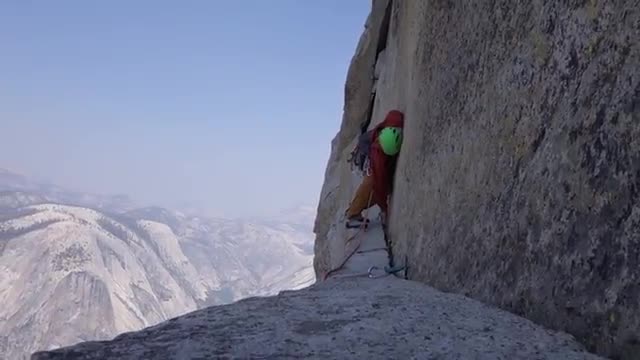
[314,1,640,359]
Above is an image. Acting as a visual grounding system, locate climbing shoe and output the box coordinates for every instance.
[345,215,369,229]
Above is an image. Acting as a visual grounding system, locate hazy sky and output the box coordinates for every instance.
[0,1,369,217]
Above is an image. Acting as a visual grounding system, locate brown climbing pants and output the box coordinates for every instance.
[345,175,376,218]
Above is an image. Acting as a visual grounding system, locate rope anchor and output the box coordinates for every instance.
[367,266,386,279]
[367,265,406,279]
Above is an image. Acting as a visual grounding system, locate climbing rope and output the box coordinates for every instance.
[330,265,407,280]
[356,247,388,254]
[322,190,373,281]
[367,265,406,279]
[323,225,408,281]
[322,180,409,281]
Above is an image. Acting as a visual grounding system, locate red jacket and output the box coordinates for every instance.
[369,110,404,212]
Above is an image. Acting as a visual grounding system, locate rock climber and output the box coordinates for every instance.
[345,109,404,228]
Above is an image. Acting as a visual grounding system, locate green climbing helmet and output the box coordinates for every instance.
[378,126,403,155]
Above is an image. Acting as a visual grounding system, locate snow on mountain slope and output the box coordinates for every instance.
[167,216,314,304]
[0,204,200,359]
[0,200,316,360]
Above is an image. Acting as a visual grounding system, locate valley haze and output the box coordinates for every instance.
[0,167,317,359]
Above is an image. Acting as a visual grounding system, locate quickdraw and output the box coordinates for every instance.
[367,265,407,279]
[367,266,387,279]
[348,131,373,176]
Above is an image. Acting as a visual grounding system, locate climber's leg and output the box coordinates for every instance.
[345,175,374,226]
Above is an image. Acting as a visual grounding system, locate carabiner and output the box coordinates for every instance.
[367,266,388,279]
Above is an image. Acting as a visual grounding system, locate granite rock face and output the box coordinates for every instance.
[31,277,603,360]
[314,1,640,359]
[313,0,393,279]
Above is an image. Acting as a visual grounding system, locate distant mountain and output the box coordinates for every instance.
[0,169,316,359]
[247,204,317,254]
[266,204,317,230]
[0,168,136,213]
[0,190,48,210]
[0,168,31,189]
